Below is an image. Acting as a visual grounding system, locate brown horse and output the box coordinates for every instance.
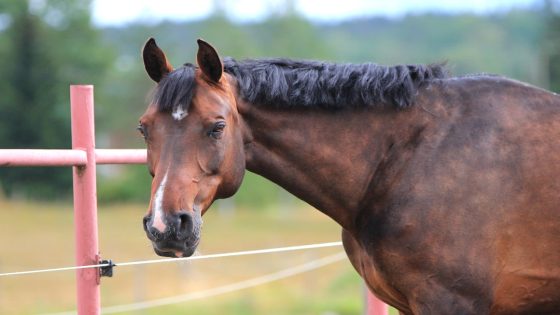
[138,38,560,314]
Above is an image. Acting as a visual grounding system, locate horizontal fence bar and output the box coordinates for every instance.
[0,149,147,167]
[0,149,87,166]
[95,149,146,164]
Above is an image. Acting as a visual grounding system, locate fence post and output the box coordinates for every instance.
[71,85,100,315]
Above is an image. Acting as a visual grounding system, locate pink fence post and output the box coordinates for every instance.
[366,288,389,315]
[71,85,100,315]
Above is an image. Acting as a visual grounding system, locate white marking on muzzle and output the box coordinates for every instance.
[152,170,169,232]
[172,106,188,121]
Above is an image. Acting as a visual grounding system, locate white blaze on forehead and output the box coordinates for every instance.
[172,106,188,121]
[152,170,169,232]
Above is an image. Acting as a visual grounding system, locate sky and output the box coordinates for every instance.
[91,0,540,26]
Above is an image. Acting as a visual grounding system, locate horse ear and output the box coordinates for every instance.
[197,39,223,83]
[142,38,173,83]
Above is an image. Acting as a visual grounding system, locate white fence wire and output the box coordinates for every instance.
[43,252,347,315]
[0,241,343,277]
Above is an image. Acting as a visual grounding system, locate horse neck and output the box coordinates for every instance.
[237,101,430,231]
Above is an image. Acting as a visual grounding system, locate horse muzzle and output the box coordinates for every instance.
[143,210,202,258]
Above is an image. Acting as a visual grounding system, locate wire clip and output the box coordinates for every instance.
[99,259,115,278]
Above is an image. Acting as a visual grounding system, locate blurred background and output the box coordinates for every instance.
[0,0,559,314]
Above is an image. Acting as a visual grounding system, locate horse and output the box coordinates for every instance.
[138,37,560,314]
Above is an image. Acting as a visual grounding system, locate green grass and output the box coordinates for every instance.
[0,200,398,314]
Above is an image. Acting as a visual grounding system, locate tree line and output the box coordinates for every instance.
[0,0,558,204]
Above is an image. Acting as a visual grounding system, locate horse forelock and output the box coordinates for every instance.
[152,63,197,114]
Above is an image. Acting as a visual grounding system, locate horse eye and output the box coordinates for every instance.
[209,121,226,139]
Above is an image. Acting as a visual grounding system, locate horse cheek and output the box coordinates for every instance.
[217,140,246,199]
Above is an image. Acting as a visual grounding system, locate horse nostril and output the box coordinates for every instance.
[178,212,193,235]
[143,216,150,231]
[143,215,163,241]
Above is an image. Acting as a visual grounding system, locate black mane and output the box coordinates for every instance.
[153,58,447,112]
[224,58,446,109]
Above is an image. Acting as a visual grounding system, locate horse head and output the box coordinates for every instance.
[139,38,245,257]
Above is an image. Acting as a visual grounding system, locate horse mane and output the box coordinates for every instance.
[153,58,447,112]
[224,58,446,109]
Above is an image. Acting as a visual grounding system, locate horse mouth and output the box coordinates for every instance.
[152,239,199,258]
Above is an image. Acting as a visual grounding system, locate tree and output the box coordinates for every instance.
[0,0,113,199]
[543,0,560,92]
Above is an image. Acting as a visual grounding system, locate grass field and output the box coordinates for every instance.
[0,199,398,315]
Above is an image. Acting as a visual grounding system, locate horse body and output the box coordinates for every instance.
[139,38,560,314]
[240,75,560,314]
